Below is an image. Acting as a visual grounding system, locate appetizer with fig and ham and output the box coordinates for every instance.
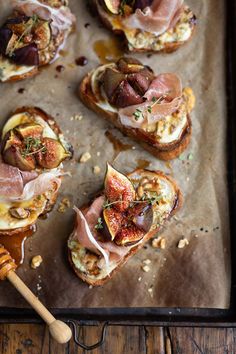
[68,163,182,285]
[0,0,75,82]
[0,107,72,236]
[93,0,196,53]
[79,57,195,160]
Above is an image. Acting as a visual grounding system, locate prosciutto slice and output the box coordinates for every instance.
[13,0,76,35]
[0,160,61,202]
[123,0,184,36]
[119,73,182,129]
[73,196,131,267]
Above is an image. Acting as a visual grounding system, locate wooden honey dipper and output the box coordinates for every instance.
[0,245,72,344]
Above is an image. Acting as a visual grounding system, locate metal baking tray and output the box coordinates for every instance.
[0,2,235,347]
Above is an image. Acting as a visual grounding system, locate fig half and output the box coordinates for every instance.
[103,207,123,240]
[35,137,71,169]
[12,43,39,66]
[3,145,36,171]
[115,225,145,246]
[33,21,51,50]
[15,123,43,139]
[104,163,135,212]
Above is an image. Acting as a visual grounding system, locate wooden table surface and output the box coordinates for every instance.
[1,324,236,353]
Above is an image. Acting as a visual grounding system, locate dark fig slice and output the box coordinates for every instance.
[12,43,39,66]
[14,123,43,139]
[0,27,13,55]
[33,21,52,50]
[134,0,153,10]
[35,138,71,169]
[6,15,29,26]
[128,69,154,95]
[112,80,144,108]
[128,203,153,232]
[102,68,125,100]
[1,130,22,152]
[104,0,121,14]
[3,145,36,171]
[103,207,123,240]
[117,57,144,74]
[104,163,135,212]
[115,225,145,246]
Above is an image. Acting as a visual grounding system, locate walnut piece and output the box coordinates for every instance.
[31,255,43,269]
[9,208,30,219]
[177,238,189,249]
[80,152,91,163]
[152,236,166,249]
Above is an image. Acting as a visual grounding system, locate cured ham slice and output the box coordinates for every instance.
[123,0,184,36]
[119,73,182,128]
[73,196,131,266]
[0,161,61,201]
[13,0,76,35]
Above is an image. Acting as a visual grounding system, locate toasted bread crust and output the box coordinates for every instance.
[68,170,183,286]
[79,72,192,160]
[2,67,39,83]
[93,0,196,54]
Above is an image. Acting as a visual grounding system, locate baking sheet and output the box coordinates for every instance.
[0,0,230,309]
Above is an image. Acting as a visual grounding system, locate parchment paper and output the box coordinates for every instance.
[0,0,230,309]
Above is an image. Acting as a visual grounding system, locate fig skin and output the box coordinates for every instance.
[115,225,145,246]
[35,137,71,169]
[3,145,36,171]
[12,43,39,66]
[102,68,125,100]
[112,80,144,108]
[133,0,153,10]
[104,163,136,212]
[128,203,153,232]
[117,57,144,74]
[0,27,13,55]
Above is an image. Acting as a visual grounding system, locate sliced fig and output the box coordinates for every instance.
[115,225,145,246]
[35,138,71,169]
[117,57,144,74]
[12,43,39,66]
[104,163,135,212]
[2,130,22,152]
[33,21,52,50]
[103,0,121,14]
[128,68,154,95]
[3,145,36,171]
[103,207,123,240]
[5,15,29,26]
[112,80,144,107]
[0,27,13,55]
[128,203,153,232]
[14,123,43,139]
[102,67,125,100]
[134,0,153,10]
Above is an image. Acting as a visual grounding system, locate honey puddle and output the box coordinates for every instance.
[0,225,36,266]
[136,159,150,169]
[93,38,124,64]
[105,130,133,159]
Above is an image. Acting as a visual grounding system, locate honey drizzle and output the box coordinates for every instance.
[136,159,150,169]
[93,38,124,64]
[105,130,133,159]
[0,225,36,266]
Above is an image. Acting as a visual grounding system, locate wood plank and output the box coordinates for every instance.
[169,327,236,354]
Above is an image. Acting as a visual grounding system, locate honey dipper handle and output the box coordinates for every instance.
[7,271,72,344]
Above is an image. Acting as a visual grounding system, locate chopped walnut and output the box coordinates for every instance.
[9,207,30,219]
[31,255,43,269]
[152,237,166,249]
[177,238,189,249]
[142,265,150,273]
[143,259,151,265]
[93,165,101,174]
[80,152,91,163]
[57,197,71,213]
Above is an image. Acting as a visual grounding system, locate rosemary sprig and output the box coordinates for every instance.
[21,137,46,158]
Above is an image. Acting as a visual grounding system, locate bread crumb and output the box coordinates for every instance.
[138,277,142,282]
[57,197,71,213]
[152,237,166,249]
[143,259,151,265]
[31,255,43,269]
[142,265,150,272]
[89,285,93,289]
[80,152,91,163]
[177,238,189,249]
[97,151,101,156]
[93,165,101,174]
[70,114,83,121]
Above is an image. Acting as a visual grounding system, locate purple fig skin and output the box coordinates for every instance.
[133,0,153,10]
[12,43,39,66]
[5,15,29,25]
[0,27,13,55]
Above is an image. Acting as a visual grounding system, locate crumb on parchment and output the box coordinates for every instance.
[152,236,166,249]
[57,197,71,213]
[80,152,91,163]
[31,255,43,269]
[177,238,189,249]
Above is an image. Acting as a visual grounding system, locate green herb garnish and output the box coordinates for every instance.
[133,108,143,121]
[21,137,47,158]
[95,217,103,230]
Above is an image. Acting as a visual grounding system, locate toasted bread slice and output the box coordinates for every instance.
[93,1,197,53]
[68,169,182,286]
[0,106,72,237]
[79,65,194,160]
[0,0,74,82]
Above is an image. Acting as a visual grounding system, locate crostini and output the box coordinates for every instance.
[0,106,73,236]
[68,163,182,286]
[93,0,197,53]
[79,57,195,160]
[0,0,75,82]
